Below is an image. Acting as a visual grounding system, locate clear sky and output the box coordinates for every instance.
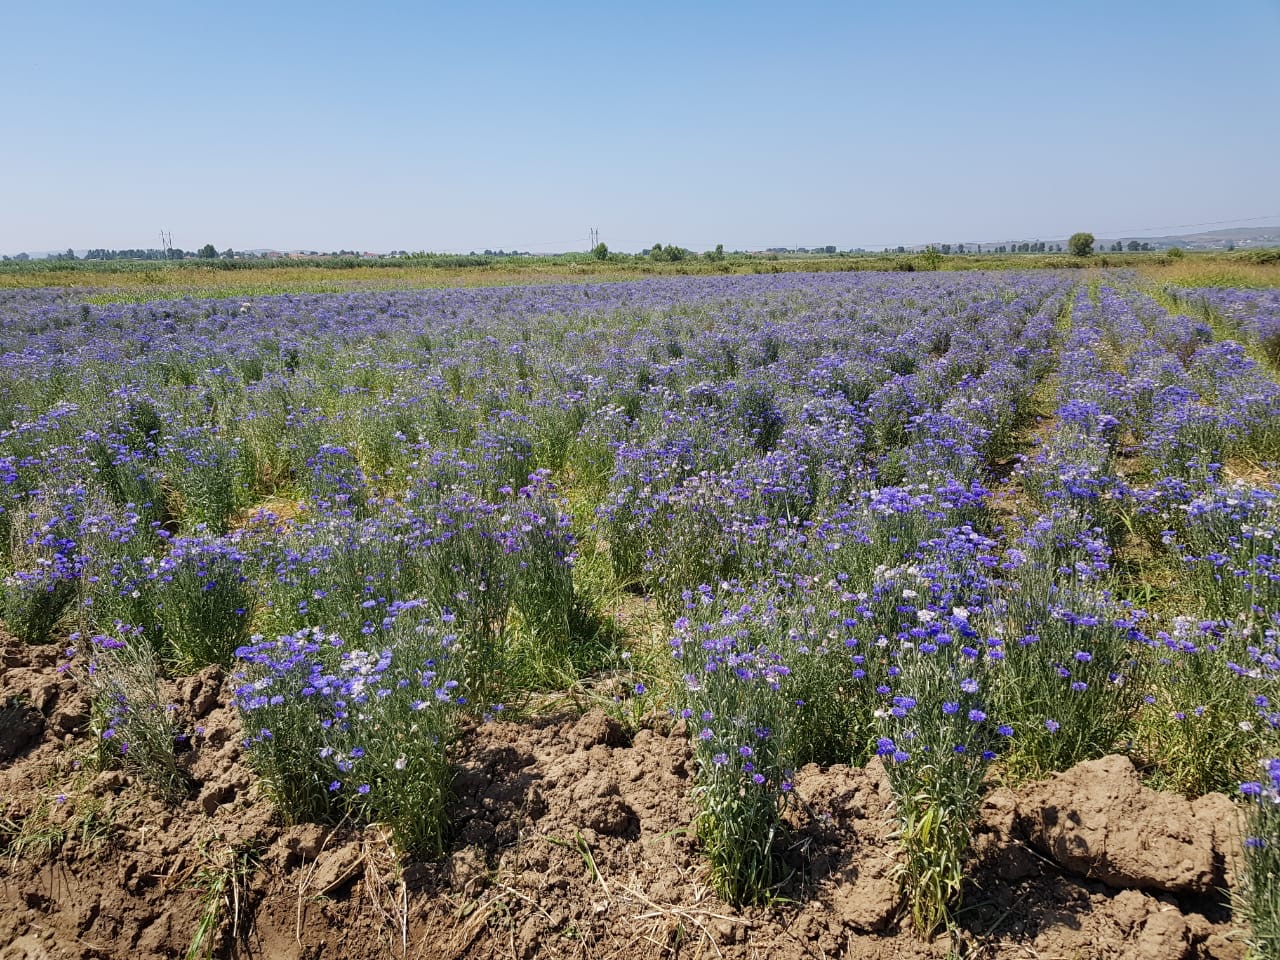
[3,0,1278,254]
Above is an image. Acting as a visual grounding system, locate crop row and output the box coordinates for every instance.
[2,271,1278,938]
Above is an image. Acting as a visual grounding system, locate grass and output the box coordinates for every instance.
[1143,259,1280,290]
[1,797,67,866]
[185,836,261,960]
[2,249,1274,301]
[0,771,131,868]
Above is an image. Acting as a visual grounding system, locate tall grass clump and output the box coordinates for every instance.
[73,623,186,798]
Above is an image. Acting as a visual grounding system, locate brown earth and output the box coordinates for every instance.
[0,641,1250,960]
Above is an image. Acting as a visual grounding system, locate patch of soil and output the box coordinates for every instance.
[0,641,1249,959]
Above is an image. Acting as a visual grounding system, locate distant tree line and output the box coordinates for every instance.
[83,248,188,261]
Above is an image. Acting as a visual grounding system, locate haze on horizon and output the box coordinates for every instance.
[3,0,1278,255]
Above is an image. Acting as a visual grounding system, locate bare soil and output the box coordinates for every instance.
[0,641,1249,959]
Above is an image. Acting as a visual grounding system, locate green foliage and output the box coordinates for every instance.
[590,242,609,261]
[197,244,218,259]
[1136,620,1278,796]
[75,625,187,799]
[1238,767,1280,958]
[185,838,260,960]
[152,538,256,668]
[1,486,83,644]
[995,510,1141,781]
[649,243,691,263]
[921,246,944,271]
[1068,232,1095,257]
[1167,246,1186,259]
[672,587,797,905]
[235,615,459,857]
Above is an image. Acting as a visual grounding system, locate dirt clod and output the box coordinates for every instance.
[0,702,43,763]
[1012,754,1230,894]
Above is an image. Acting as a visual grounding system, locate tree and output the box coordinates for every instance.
[1127,240,1141,252]
[649,243,690,262]
[198,244,218,259]
[1167,246,1185,259]
[1067,232,1095,257]
[590,242,609,260]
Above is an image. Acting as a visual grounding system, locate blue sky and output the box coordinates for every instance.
[3,1,1278,253]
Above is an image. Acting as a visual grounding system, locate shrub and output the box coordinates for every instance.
[2,485,88,644]
[234,608,460,857]
[152,533,256,667]
[670,585,797,905]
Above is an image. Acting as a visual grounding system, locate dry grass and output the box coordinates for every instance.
[1142,259,1280,290]
[9,251,1275,302]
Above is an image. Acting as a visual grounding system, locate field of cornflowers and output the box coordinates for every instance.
[3,270,1280,949]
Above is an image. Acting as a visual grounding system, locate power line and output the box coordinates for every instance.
[1084,213,1280,238]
